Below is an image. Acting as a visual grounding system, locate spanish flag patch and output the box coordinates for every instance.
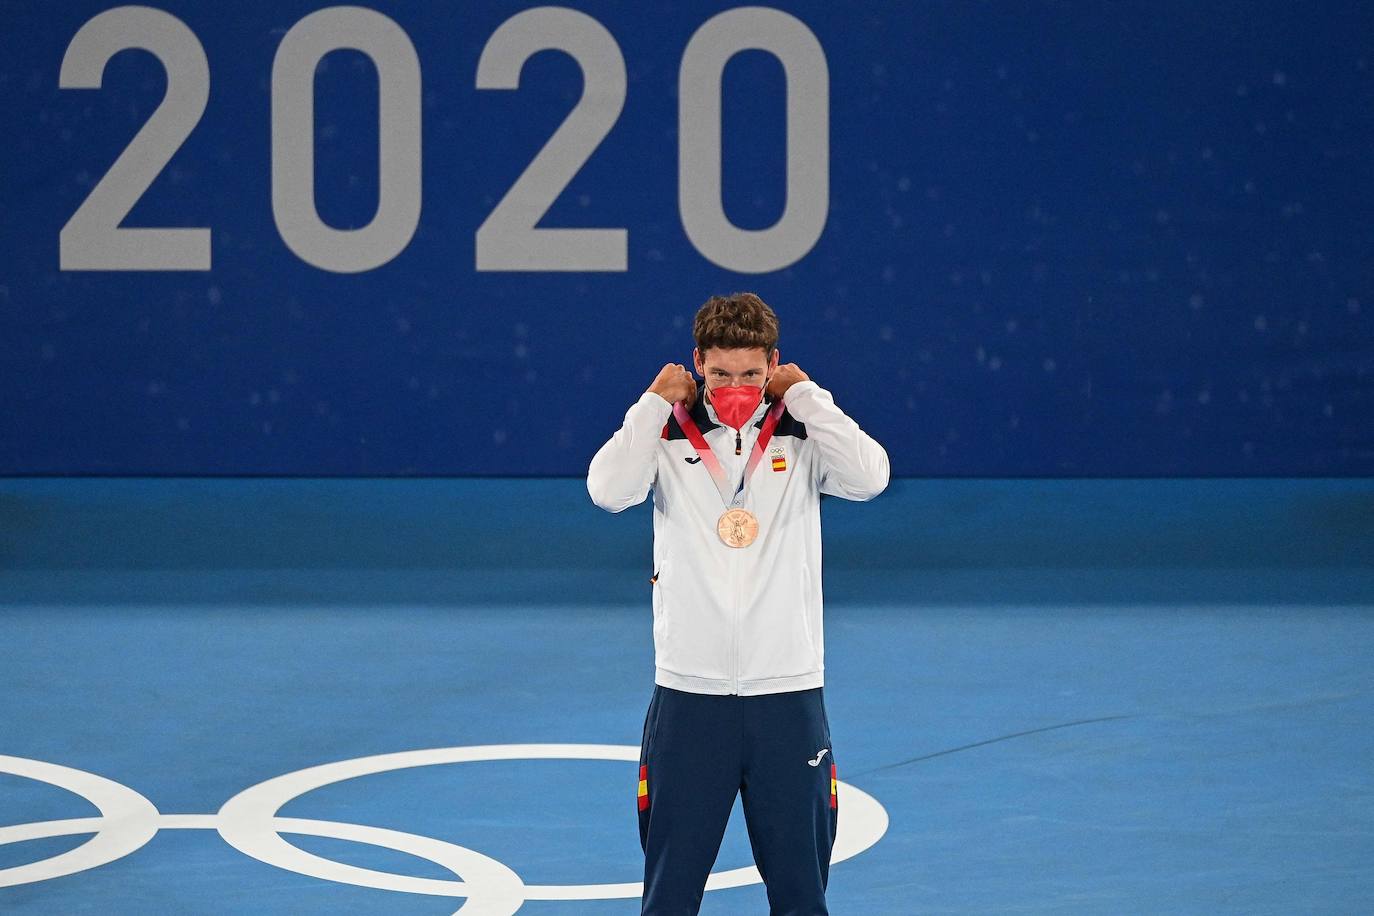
[830,762,837,809]
[770,445,787,472]
[638,764,650,811]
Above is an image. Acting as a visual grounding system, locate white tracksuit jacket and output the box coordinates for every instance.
[587,380,890,696]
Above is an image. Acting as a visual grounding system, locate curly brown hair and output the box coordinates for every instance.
[692,292,779,357]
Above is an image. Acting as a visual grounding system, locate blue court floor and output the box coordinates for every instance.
[2,478,1372,914]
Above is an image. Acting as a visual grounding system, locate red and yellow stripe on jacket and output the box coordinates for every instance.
[638,764,650,811]
[830,762,837,809]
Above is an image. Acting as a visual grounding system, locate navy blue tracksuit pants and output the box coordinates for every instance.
[637,684,838,915]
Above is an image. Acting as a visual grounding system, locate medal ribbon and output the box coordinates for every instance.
[672,396,786,507]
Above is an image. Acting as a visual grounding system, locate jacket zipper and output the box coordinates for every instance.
[725,416,756,694]
[731,546,741,695]
[731,427,744,693]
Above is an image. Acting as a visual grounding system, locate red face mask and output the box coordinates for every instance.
[709,384,764,430]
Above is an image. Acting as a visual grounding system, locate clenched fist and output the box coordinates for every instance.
[647,363,698,406]
[765,363,810,401]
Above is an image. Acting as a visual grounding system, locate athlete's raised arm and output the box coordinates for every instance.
[587,363,697,512]
[769,365,889,502]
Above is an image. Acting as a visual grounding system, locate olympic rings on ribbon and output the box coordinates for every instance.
[1,744,889,913]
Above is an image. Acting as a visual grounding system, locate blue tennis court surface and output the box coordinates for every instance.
[2,478,1372,913]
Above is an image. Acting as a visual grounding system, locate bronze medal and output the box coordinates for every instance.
[717,507,760,548]
[672,398,784,551]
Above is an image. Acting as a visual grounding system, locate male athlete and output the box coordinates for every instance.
[587,292,889,915]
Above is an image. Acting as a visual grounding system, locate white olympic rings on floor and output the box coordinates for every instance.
[1,744,889,914]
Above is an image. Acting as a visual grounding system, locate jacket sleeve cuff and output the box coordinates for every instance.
[638,390,676,420]
[780,379,822,415]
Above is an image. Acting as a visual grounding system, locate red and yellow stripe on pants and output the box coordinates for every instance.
[638,764,650,811]
[830,762,837,809]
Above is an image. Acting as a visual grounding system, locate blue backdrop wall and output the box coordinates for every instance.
[2,1,1371,476]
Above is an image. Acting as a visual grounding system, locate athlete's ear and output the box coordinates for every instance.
[693,347,703,377]
[764,349,780,384]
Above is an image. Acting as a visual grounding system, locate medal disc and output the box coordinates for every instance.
[717,508,760,548]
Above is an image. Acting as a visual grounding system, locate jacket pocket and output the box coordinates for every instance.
[651,555,669,643]
[800,562,818,665]
[740,560,818,681]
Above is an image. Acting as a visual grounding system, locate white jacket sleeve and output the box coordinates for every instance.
[782,380,890,501]
[587,391,674,512]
